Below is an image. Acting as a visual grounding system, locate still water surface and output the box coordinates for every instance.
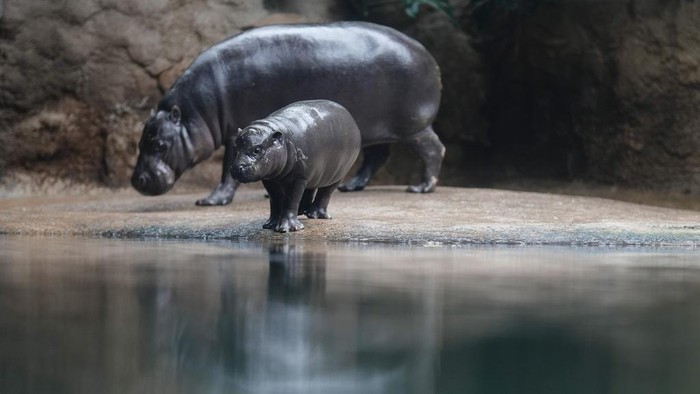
[1,237,700,394]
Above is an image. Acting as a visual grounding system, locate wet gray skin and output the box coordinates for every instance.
[130,21,443,206]
[131,106,195,196]
[231,100,361,233]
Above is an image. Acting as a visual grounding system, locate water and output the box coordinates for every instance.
[1,237,699,394]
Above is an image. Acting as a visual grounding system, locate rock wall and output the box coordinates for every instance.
[0,0,338,192]
[467,0,700,193]
[0,0,249,189]
[355,0,700,195]
[1,0,699,196]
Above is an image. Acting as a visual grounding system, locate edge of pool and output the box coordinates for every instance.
[1,186,698,247]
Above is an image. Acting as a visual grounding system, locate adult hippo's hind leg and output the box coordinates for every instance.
[196,142,240,206]
[338,144,390,192]
[405,125,445,193]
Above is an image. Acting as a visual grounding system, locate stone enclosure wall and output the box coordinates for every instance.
[467,0,700,193]
[0,0,339,192]
[1,0,252,191]
[1,0,699,195]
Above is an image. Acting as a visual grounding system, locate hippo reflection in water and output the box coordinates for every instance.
[131,22,444,205]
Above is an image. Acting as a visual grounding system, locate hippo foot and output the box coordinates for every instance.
[274,217,305,233]
[195,184,235,206]
[262,218,277,229]
[196,196,232,206]
[306,208,331,219]
[338,177,367,193]
[406,179,437,193]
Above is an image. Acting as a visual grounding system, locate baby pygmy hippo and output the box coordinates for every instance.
[230,100,361,233]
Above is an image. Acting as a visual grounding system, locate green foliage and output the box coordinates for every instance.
[402,0,454,18]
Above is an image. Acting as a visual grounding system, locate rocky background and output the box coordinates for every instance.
[1,0,699,199]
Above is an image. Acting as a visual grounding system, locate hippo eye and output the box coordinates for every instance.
[253,146,262,155]
[154,140,168,153]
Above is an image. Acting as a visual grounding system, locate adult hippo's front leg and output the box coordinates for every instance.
[196,137,241,206]
[338,144,390,192]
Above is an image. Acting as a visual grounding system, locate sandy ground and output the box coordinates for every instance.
[1,184,698,246]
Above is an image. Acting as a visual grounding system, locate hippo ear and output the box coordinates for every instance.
[170,105,181,124]
[271,131,283,144]
[150,109,155,118]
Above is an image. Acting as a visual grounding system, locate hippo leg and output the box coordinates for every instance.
[306,181,340,219]
[338,144,390,192]
[275,179,306,233]
[298,189,317,216]
[405,125,445,193]
[196,144,240,206]
[262,180,284,229]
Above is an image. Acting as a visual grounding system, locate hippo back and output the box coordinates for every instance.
[162,22,441,147]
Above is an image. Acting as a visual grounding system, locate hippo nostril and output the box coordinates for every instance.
[231,165,244,176]
[138,174,148,187]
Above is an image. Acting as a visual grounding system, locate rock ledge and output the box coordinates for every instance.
[1,186,698,247]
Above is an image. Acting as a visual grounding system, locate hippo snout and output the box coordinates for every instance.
[133,173,148,189]
[131,172,156,195]
[230,163,258,184]
[131,172,165,196]
[131,160,176,196]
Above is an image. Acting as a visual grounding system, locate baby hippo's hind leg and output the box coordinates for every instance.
[298,189,317,216]
[306,182,341,219]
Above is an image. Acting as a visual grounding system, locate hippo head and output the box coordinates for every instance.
[230,125,287,183]
[131,105,192,196]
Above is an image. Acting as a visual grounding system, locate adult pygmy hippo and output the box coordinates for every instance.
[231,100,361,232]
[131,21,444,205]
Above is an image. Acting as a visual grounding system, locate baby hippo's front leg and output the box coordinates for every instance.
[275,212,304,233]
[274,179,306,233]
[262,180,283,229]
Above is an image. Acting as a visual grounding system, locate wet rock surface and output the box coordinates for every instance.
[1,186,698,246]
